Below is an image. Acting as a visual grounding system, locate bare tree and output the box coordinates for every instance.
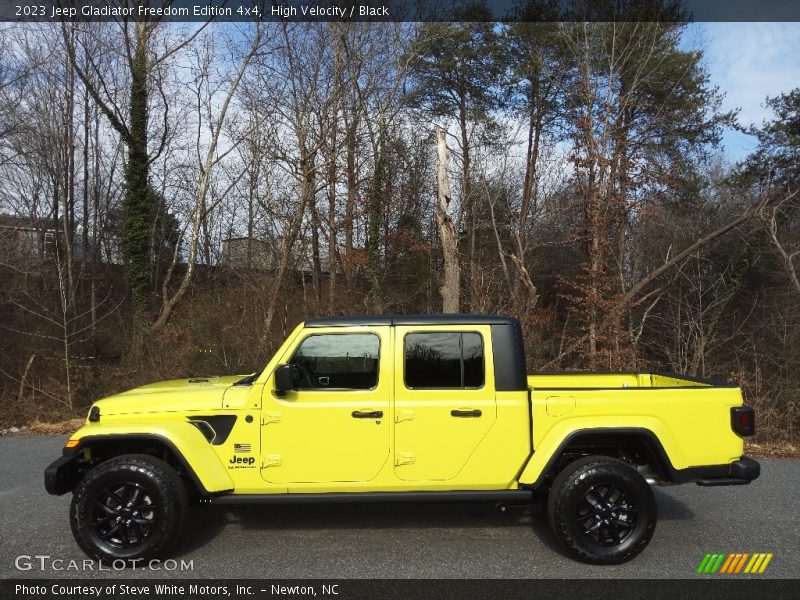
[151,25,267,333]
[761,190,800,296]
[241,23,334,342]
[345,23,417,311]
[63,17,209,312]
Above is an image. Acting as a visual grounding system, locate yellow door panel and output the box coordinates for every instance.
[393,325,496,481]
[260,327,391,484]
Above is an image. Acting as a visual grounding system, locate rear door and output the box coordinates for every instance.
[393,325,496,481]
[260,326,391,484]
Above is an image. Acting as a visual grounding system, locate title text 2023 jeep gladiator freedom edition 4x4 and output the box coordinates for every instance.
[45,315,759,564]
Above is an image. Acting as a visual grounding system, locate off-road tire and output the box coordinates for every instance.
[70,454,187,563]
[546,456,656,564]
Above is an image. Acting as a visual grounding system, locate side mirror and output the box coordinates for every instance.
[274,364,296,396]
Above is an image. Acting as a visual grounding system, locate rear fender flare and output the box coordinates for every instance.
[519,425,677,488]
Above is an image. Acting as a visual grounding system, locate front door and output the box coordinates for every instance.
[261,327,391,484]
[393,325,496,481]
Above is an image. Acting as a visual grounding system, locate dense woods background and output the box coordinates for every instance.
[0,6,798,444]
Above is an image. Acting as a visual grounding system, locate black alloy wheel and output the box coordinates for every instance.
[70,454,187,562]
[575,483,637,547]
[547,456,657,564]
[91,482,158,549]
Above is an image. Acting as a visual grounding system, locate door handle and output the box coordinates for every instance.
[451,409,482,418]
[352,410,383,419]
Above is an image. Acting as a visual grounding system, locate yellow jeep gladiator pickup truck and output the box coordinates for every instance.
[45,314,759,565]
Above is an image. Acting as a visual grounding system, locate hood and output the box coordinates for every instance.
[93,375,250,416]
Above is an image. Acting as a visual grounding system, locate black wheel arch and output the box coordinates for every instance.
[57,434,210,496]
[528,427,678,490]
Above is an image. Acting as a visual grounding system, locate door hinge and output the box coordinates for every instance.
[395,410,414,423]
[261,412,281,425]
[262,454,282,467]
[395,452,416,466]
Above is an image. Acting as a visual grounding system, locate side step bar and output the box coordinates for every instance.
[208,490,533,505]
[695,478,753,487]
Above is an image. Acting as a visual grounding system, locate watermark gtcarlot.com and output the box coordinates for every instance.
[14,555,194,572]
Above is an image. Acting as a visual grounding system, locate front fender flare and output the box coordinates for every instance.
[64,422,234,494]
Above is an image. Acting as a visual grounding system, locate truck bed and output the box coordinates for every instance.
[522,371,745,474]
[527,372,728,390]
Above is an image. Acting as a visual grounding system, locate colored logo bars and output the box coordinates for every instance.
[697,553,773,574]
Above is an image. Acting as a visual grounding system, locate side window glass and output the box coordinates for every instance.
[462,332,484,388]
[405,333,461,388]
[289,333,380,390]
[404,332,484,389]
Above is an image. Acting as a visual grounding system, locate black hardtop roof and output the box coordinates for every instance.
[304,314,519,328]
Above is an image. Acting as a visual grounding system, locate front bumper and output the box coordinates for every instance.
[44,454,82,495]
[695,456,760,487]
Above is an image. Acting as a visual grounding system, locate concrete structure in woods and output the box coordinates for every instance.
[220,235,338,274]
[0,214,59,260]
[0,214,123,264]
[220,236,275,270]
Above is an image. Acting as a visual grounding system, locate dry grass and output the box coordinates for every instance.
[746,441,800,459]
[21,418,84,436]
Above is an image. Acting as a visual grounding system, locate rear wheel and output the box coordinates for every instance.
[546,456,656,564]
[70,454,187,562]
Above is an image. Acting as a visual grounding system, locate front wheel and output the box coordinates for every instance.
[546,456,656,564]
[70,454,187,563]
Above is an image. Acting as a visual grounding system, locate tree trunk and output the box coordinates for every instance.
[458,95,477,311]
[201,204,212,266]
[247,155,256,268]
[327,29,342,309]
[310,191,322,310]
[82,79,90,273]
[366,131,384,312]
[123,23,154,313]
[516,92,543,305]
[91,105,100,340]
[261,165,312,343]
[518,79,542,259]
[435,127,460,313]
[62,46,76,300]
[327,130,338,309]
[587,196,600,366]
[344,108,358,262]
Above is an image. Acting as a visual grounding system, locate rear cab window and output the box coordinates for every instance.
[404,332,484,389]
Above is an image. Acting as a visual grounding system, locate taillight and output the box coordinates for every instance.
[731,405,755,437]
